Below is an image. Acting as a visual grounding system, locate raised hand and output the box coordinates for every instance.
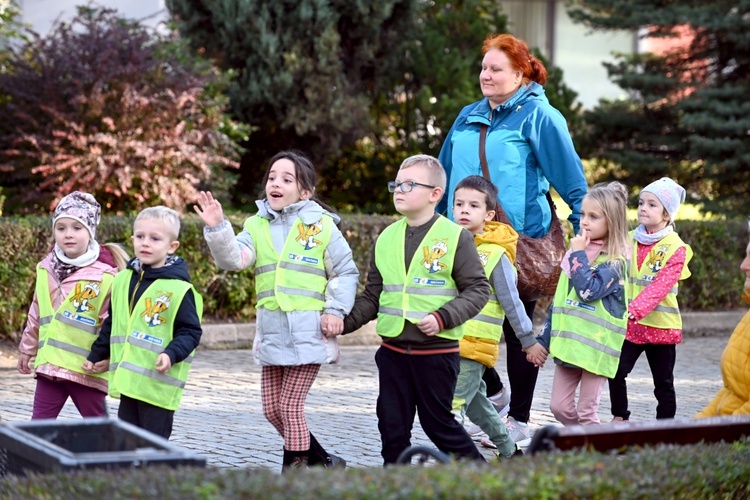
[193,191,225,227]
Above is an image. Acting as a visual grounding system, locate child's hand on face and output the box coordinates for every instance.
[193,191,225,227]
[321,313,344,337]
[155,353,172,374]
[416,314,440,336]
[569,230,590,253]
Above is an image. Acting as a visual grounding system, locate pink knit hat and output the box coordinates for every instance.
[53,191,101,240]
[641,177,686,221]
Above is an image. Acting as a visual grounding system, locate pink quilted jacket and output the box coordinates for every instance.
[19,252,117,393]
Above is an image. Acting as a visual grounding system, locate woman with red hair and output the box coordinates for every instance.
[438,33,588,446]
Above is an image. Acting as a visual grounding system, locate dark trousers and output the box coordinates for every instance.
[482,367,504,397]
[374,346,484,465]
[118,394,175,439]
[504,299,539,423]
[608,340,677,420]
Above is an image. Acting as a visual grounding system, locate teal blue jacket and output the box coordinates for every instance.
[438,82,587,237]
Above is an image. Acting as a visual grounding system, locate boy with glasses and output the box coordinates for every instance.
[339,154,490,465]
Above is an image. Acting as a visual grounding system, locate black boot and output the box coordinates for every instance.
[282,448,308,473]
[281,447,293,473]
[308,432,346,469]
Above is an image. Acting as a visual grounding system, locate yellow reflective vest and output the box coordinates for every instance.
[463,242,506,342]
[35,266,113,379]
[629,231,692,329]
[109,271,203,411]
[375,216,464,341]
[245,214,333,311]
[550,255,627,378]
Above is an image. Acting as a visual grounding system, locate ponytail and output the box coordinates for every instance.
[102,242,130,271]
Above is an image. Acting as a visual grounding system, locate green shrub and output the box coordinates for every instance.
[1,215,746,341]
[1,440,749,498]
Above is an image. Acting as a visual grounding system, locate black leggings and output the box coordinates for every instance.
[608,340,677,420]
[504,300,539,423]
[482,367,504,397]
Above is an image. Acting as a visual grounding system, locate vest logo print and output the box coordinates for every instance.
[566,298,596,312]
[420,239,449,273]
[70,281,101,313]
[296,220,323,250]
[288,253,319,265]
[131,330,164,346]
[141,292,173,327]
[477,250,489,267]
[646,244,669,273]
[62,310,97,326]
[413,277,447,286]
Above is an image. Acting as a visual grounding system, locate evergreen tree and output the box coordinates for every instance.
[165,0,420,206]
[569,0,750,215]
[320,0,510,213]
[167,0,584,211]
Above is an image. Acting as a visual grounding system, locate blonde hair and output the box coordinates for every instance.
[585,181,631,269]
[134,206,181,241]
[102,242,130,271]
[398,154,447,191]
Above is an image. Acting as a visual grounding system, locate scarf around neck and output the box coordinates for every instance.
[51,240,100,282]
[633,224,674,246]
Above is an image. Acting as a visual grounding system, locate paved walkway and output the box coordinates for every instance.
[0,336,726,470]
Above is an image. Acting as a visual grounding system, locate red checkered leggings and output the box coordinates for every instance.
[261,364,321,451]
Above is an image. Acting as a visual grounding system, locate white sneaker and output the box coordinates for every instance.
[489,387,511,419]
[505,416,531,447]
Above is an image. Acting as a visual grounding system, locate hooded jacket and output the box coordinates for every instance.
[460,221,535,366]
[87,256,202,366]
[203,199,359,366]
[20,248,119,393]
[438,82,587,237]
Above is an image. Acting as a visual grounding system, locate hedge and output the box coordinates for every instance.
[1,215,747,340]
[1,440,749,498]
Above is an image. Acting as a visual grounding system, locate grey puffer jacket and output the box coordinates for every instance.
[203,199,359,366]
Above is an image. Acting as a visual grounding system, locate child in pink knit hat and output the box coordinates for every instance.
[17,191,128,419]
[608,177,693,422]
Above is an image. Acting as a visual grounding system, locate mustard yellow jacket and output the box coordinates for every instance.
[696,306,750,417]
[459,221,518,368]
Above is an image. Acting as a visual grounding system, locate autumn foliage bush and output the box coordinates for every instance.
[0,6,243,214]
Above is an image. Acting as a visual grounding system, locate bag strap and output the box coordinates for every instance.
[479,123,558,225]
[479,124,512,225]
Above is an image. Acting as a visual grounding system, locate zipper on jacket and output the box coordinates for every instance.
[128,269,145,314]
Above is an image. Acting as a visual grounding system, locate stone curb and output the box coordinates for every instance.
[199,310,747,350]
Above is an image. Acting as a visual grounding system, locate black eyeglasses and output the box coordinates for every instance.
[387,180,436,193]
